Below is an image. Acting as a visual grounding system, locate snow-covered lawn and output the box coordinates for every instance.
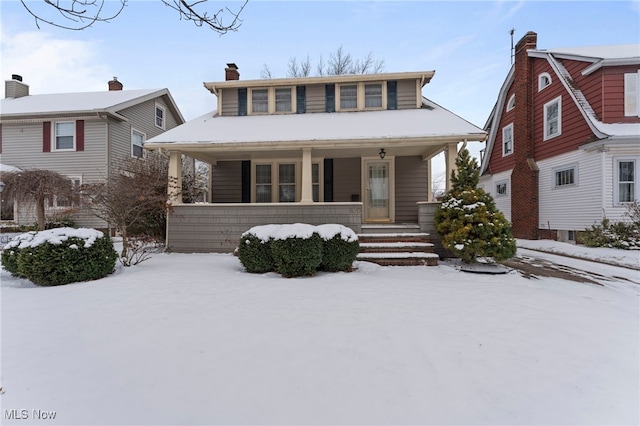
[1,242,638,425]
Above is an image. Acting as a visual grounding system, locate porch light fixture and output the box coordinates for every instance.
[379,148,386,159]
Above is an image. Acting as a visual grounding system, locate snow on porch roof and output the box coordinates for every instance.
[146,98,486,148]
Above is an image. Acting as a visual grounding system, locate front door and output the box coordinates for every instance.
[363,158,393,222]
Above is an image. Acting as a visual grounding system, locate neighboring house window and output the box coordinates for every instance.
[506,94,515,111]
[538,73,552,91]
[340,84,358,109]
[53,177,81,208]
[502,123,514,156]
[554,165,577,188]
[496,181,508,196]
[54,121,75,151]
[364,83,383,108]
[278,164,296,202]
[615,158,637,204]
[251,89,269,113]
[255,164,272,202]
[624,71,640,117]
[132,129,145,158]
[544,96,562,140]
[155,104,166,129]
[275,88,292,113]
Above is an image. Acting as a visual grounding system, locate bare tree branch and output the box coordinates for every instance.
[20,0,126,31]
[161,0,247,34]
[260,64,273,79]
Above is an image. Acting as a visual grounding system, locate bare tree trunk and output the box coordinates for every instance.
[121,225,129,258]
[36,196,46,231]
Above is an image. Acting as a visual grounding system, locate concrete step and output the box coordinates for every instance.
[359,242,435,254]
[360,224,421,234]
[358,233,431,244]
[356,252,439,266]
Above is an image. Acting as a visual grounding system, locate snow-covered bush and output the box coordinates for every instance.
[239,224,358,277]
[581,216,640,250]
[0,233,35,276]
[4,228,118,286]
[316,224,359,272]
[237,225,278,274]
[435,148,516,263]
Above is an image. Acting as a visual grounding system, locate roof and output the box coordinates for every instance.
[0,89,185,123]
[0,163,21,173]
[145,98,486,149]
[537,44,640,60]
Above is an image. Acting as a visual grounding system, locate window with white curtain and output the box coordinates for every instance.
[364,83,382,108]
[251,89,269,113]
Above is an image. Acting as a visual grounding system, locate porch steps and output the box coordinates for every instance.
[357,225,439,266]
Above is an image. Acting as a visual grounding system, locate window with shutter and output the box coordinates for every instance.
[624,72,639,117]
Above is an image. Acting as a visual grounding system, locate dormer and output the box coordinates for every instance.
[205,65,435,117]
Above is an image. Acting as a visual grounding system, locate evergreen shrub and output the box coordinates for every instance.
[317,224,359,272]
[271,232,323,277]
[1,231,36,277]
[237,233,275,273]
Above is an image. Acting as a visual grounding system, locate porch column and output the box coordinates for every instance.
[427,156,434,202]
[168,151,183,204]
[445,142,458,192]
[300,148,313,204]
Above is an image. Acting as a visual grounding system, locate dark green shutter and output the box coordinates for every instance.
[325,84,335,113]
[241,160,251,202]
[323,159,333,202]
[296,86,306,114]
[387,81,397,110]
[238,88,247,116]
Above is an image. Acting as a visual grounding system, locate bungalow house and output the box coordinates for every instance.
[145,64,487,254]
[479,32,640,242]
[0,75,185,228]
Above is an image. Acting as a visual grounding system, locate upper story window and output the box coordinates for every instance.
[538,72,552,91]
[249,87,295,114]
[275,88,292,112]
[364,83,383,108]
[132,129,145,158]
[55,121,75,151]
[544,96,562,140]
[506,94,515,112]
[554,165,577,188]
[339,84,358,109]
[155,104,166,129]
[502,123,514,156]
[624,71,639,117]
[251,89,269,113]
[615,158,637,204]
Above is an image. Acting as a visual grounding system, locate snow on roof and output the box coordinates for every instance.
[0,89,165,117]
[541,44,640,60]
[0,164,21,173]
[146,98,486,146]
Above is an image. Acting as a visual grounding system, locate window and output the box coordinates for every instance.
[506,94,515,111]
[554,165,577,188]
[255,164,272,202]
[544,97,562,140]
[615,159,636,204]
[364,83,382,108]
[54,122,75,150]
[340,84,357,109]
[251,89,268,113]
[132,129,145,158]
[155,104,165,129]
[54,177,81,208]
[496,181,508,196]
[538,72,552,91]
[502,123,513,156]
[624,71,639,117]
[278,164,296,202]
[275,88,292,113]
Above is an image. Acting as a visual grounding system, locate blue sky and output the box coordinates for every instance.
[1,0,639,169]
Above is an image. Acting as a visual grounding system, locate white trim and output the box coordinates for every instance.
[52,120,76,152]
[155,103,166,130]
[131,128,146,158]
[613,157,638,205]
[251,158,323,203]
[543,96,562,141]
[502,123,514,157]
[538,72,552,91]
[506,94,515,112]
[552,163,578,189]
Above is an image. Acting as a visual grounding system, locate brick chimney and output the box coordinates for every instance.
[225,63,239,81]
[5,74,29,98]
[510,31,540,239]
[108,77,123,91]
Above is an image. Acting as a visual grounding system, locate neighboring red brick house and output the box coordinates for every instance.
[479,32,640,242]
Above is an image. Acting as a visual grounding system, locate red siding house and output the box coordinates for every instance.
[479,32,640,242]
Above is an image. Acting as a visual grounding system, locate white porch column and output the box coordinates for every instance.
[168,151,183,204]
[445,142,458,192]
[300,148,313,204]
[427,156,434,202]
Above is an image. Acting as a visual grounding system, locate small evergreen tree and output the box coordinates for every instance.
[435,148,516,263]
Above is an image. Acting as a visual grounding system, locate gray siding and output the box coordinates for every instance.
[333,158,361,202]
[397,79,418,110]
[167,203,363,253]
[395,156,428,223]
[306,84,326,113]
[211,161,242,202]
[221,88,239,116]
